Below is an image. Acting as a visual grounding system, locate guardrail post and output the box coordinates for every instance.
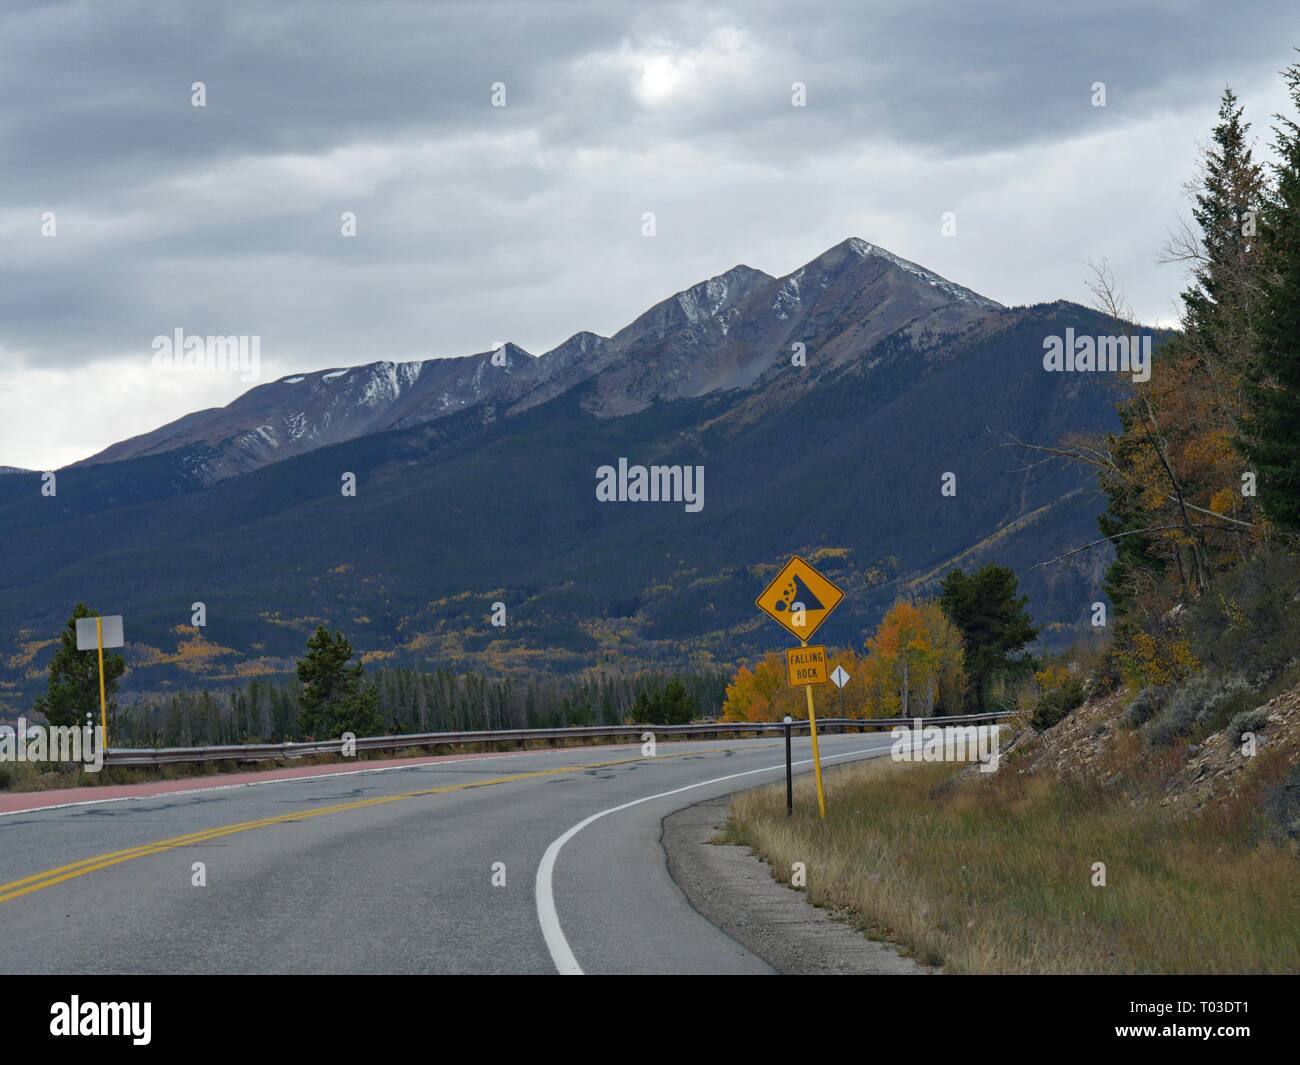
[783,715,793,817]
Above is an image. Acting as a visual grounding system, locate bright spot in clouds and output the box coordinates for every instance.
[637,55,686,102]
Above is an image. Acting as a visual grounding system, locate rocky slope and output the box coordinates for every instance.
[1004,682,1300,828]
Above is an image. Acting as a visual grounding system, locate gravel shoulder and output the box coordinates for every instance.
[661,795,934,975]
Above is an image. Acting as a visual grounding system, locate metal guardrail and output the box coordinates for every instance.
[102,712,1011,767]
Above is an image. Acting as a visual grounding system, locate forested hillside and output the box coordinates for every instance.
[1,242,1134,713]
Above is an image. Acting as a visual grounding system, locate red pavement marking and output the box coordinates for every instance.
[0,742,643,816]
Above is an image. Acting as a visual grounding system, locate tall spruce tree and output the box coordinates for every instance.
[656,679,697,725]
[938,565,1037,711]
[296,626,382,739]
[1183,87,1267,385]
[1100,87,1268,613]
[1243,61,1300,531]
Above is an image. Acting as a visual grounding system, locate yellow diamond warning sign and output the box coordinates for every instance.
[756,555,845,642]
[786,645,828,686]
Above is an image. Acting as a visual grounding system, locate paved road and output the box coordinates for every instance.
[0,733,896,974]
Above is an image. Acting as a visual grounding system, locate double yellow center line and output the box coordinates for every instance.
[0,744,753,905]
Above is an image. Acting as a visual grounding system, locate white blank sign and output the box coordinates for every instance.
[76,615,124,650]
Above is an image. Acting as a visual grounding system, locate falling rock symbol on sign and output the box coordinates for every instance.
[756,555,845,642]
[774,575,825,614]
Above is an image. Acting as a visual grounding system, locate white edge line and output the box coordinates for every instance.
[534,738,894,975]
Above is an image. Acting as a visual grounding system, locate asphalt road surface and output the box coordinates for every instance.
[0,733,896,974]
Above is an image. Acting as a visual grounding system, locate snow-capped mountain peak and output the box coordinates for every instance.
[76,239,1002,479]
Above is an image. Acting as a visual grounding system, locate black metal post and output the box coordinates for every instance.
[784,717,793,817]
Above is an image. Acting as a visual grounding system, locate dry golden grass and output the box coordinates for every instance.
[724,756,1299,973]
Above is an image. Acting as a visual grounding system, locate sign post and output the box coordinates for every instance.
[801,644,826,818]
[96,618,106,745]
[76,614,124,749]
[755,556,844,819]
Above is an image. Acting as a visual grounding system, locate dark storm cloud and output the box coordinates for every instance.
[0,0,625,200]
[6,1,1289,195]
[1,0,1296,395]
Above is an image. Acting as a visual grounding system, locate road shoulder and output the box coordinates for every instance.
[661,795,934,976]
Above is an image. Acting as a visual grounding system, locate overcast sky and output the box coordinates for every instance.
[2,0,1297,469]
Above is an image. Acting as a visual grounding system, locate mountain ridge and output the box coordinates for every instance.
[73,238,1000,481]
[0,243,1138,708]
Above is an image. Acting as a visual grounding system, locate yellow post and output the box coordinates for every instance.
[802,640,826,818]
[95,616,108,749]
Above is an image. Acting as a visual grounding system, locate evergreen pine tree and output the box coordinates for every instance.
[33,604,126,729]
[296,626,383,739]
[1183,87,1267,383]
[657,679,697,725]
[1243,61,1300,530]
[938,565,1038,711]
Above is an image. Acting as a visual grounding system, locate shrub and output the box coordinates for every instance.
[1227,706,1271,748]
[1147,678,1208,745]
[1196,676,1257,736]
[1184,545,1300,682]
[1030,677,1085,732]
[1147,674,1255,746]
[1112,620,1200,690]
[1122,685,1168,729]
[1262,762,1300,844]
